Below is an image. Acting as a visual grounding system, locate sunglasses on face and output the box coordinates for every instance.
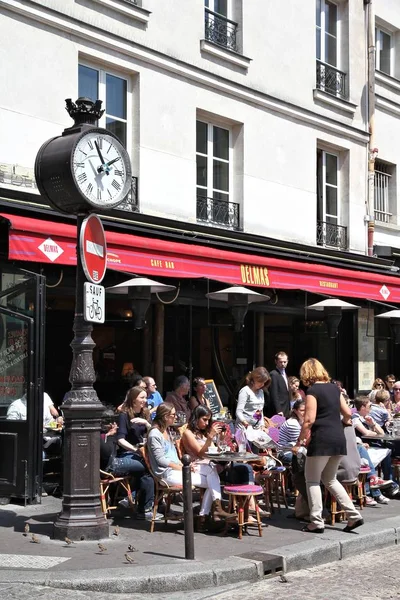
[394,389,400,392]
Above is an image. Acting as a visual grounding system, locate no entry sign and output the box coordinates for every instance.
[80,214,107,284]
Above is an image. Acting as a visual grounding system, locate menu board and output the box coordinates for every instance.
[203,380,223,415]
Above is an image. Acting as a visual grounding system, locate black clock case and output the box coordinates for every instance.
[35,124,131,214]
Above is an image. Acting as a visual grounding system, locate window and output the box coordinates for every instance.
[196,120,239,228]
[78,64,128,147]
[316,0,337,67]
[315,0,347,99]
[376,28,392,75]
[204,0,238,52]
[374,160,393,224]
[316,149,347,250]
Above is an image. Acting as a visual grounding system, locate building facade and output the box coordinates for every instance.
[1,0,400,418]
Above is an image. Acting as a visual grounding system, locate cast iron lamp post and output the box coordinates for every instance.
[35,98,131,540]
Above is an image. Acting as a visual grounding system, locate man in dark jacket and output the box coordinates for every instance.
[267,351,290,417]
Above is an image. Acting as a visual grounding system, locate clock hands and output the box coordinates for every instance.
[94,140,106,167]
[97,154,121,175]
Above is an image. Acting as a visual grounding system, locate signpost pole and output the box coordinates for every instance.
[182,454,195,560]
[53,214,108,540]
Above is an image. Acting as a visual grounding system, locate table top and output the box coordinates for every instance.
[204,451,259,462]
[361,434,400,442]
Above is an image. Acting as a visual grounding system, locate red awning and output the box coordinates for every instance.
[2,212,400,302]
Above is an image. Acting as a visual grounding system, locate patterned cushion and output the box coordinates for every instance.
[359,466,371,473]
[224,485,263,495]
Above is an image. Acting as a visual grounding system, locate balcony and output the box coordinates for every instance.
[196,195,240,230]
[115,176,139,213]
[317,220,348,251]
[204,8,238,53]
[316,60,347,100]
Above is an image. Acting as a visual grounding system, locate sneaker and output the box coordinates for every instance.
[365,496,377,507]
[118,497,130,508]
[382,483,400,498]
[369,476,393,489]
[376,494,390,504]
[136,510,164,521]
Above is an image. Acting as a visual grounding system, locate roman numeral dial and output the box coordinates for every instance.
[72,131,130,208]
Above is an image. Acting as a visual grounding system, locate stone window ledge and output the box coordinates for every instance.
[375,70,400,93]
[91,0,150,24]
[376,94,400,117]
[200,40,252,70]
[313,89,357,115]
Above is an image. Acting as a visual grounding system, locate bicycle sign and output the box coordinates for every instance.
[84,282,105,324]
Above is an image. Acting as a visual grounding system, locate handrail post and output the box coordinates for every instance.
[182,454,195,560]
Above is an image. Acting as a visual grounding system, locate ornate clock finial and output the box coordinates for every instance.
[65,97,105,126]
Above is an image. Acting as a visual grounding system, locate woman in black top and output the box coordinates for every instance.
[296,359,363,533]
[115,386,159,520]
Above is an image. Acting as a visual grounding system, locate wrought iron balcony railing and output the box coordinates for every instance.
[115,176,139,213]
[316,60,348,100]
[204,8,238,53]
[196,195,240,229]
[317,220,348,250]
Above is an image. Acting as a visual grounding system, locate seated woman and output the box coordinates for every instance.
[148,403,234,531]
[189,377,211,412]
[182,405,253,482]
[352,396,398,494]
[116,386,162,521]
[278,399,305,464]
[288,377,305,409]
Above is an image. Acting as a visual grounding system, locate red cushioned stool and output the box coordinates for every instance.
[223,484,264,539]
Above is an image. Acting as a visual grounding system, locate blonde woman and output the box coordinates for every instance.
[295,358,363,534]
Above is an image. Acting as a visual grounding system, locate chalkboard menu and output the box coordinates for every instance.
[204,379,223,415]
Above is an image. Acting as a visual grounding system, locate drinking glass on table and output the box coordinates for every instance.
[386,421,394,437]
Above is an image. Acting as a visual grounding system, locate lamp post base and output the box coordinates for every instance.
[53,501,108,541]
[52,392,109,541]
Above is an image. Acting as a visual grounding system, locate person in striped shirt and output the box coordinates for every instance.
[278,399,305,464]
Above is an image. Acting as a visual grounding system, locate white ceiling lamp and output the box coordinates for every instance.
[107,277,176,329]
[307,298,360,339]
[206,285,270,332]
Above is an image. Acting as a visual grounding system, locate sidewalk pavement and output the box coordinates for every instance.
[0,496,399,594]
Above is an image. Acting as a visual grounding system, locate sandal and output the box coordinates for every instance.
[301,525,324,533]
[343,518,364,533]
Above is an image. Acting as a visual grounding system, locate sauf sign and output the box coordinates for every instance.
[84,282,105,324]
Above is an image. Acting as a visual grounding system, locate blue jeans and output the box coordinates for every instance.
[357,445,380,498]
[114,452,154,512]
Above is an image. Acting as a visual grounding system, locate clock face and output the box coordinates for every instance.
[72,131,130,208]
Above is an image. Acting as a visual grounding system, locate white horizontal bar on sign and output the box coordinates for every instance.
[86,240,104,257]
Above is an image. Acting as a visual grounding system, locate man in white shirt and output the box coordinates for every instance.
[7,392,59,425]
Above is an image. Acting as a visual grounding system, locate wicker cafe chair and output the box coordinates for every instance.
[257,455,288,513]
[99,469,134,518]
[141,445,187,533]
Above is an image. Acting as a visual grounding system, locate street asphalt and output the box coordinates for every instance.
[0,495,399,594]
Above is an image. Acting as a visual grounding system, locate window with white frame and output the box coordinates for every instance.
[78,64,128,147]
[316,149,347,249]
[376,27,392,75]
[204,0,238,52]
[315,0,348,99]
[316,0,338,67]
[374,160,393,223]
[196,120,238,227]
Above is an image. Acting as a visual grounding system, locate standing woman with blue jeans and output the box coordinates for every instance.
[116,386,160,521]
[295,359,363,533]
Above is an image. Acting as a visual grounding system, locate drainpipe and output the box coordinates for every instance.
[365,0,377,256]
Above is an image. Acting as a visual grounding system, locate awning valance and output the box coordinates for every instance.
[2,212,400,303]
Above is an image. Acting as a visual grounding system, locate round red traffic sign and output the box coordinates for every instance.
[80,214,107,284]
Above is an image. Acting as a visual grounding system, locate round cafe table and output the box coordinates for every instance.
[204,451,259,462]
